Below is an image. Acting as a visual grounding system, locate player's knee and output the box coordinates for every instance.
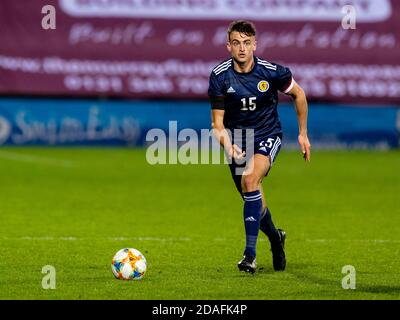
[242,175,260,192]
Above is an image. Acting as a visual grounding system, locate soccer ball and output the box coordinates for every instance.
[111,248,147,280]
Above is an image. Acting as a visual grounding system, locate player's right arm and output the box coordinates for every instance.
[211,109,245,160]
[208,69,245,160]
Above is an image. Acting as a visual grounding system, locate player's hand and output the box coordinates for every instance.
[298,134,311,162]
[228,144,246,160]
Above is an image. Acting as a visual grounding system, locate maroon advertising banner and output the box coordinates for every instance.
[0,0,399,104]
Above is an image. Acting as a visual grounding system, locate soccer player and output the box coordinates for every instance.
[208,20,311,273]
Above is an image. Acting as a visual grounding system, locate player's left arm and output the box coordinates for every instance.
[285,80,311,162]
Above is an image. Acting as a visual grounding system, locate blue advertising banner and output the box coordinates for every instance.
[0,98,398,148]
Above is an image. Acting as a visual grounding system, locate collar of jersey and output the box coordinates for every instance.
[231,55,258,75]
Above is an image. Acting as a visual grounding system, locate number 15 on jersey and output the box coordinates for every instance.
[241,97,257,111]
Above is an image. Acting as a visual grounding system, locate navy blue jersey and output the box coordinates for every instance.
[208,56,293,145]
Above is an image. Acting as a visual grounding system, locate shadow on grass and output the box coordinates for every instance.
[356,285,400,295]
[286,263,400,297]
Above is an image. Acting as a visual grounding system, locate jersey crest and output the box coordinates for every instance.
[257,80,269,93]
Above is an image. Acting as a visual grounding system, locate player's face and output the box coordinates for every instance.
[227,31,257,64]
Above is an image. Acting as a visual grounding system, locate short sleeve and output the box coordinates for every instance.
[208,72,225,110]
[275,64,294,94]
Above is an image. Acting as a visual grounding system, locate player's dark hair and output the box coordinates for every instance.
[227,20,256,41]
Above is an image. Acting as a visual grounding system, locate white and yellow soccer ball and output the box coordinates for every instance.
[111,248,147,280]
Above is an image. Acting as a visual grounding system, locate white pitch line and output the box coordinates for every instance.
[108,237,191,242]
[0,236,192,241]
[0,150,74,168]
[306,239,400,243]
[1,236,400,244]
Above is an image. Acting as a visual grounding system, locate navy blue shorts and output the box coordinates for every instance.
[228,134,282,196]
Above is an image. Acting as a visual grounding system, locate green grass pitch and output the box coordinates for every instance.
[0,147,399,300]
